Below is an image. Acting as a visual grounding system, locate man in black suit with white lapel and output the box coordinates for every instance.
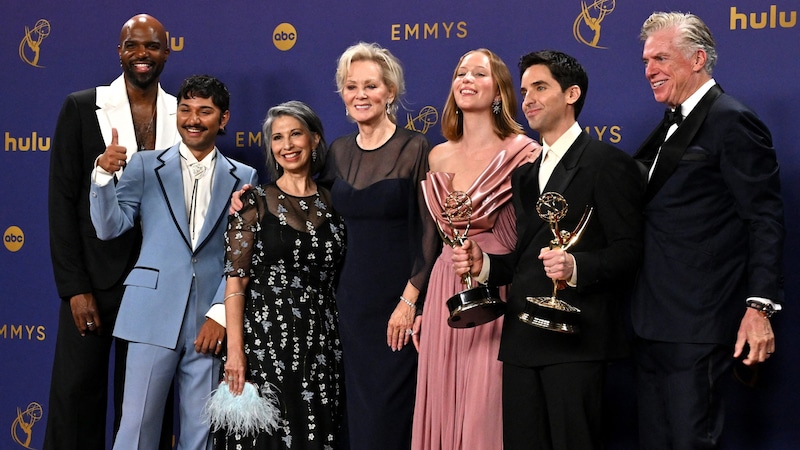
[455,50,644,449]
[46,14,179,449]
[632,12,785,449]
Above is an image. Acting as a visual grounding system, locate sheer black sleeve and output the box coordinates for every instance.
[225,187,264,278]
[404,131,441,307]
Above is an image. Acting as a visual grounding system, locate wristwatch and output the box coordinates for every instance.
[746,299,780,319]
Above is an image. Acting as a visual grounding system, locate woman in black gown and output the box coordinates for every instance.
[218,101,345,449]
[321,42,439,450]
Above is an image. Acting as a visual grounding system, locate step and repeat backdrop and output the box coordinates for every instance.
[2,0,798,448]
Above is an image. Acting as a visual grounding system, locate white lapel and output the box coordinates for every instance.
[95,75,137,154]
[96,75,180,161]
[155,86,179,150]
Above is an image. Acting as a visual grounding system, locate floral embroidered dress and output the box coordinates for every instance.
[215,183,345,450]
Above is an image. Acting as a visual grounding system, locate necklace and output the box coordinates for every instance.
[133,99,157,150]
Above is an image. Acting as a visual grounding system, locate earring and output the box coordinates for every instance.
[386,102,392,115]
[456,108,461,115]
[492,98,501,115]
[345,107,349,117]
[275,162,280,172]
[312,149,317,163]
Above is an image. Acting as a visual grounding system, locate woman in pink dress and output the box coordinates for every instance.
[412,49,540,449]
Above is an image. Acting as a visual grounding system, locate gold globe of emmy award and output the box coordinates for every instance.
[437,191,505,328]
[518,192,593,333]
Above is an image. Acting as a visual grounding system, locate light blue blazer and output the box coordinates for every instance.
[89,143,258,349]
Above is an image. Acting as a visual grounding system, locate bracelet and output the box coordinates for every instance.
[223,292,245,302]
[400,295,416,309]
[746,299,779,319]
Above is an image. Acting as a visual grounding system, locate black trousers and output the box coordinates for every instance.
[43,284,173,450]
[635,338,733,450]
[503,361,607,450]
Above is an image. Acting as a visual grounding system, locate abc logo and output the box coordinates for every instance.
[272,23,297,51]
[4,226,24,252]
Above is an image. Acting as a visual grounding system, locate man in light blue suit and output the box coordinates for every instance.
[90,75,258,450]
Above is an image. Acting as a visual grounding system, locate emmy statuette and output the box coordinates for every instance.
[437,191,505,328]
[518,192,593,333]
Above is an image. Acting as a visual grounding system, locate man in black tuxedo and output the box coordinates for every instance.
[454,50,643,449]
[45,14,178,449]
[632,12,784,449]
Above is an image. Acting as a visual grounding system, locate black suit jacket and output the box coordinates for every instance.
[48,89,140,299]
[631,86,785,344]
[490,131,644,368]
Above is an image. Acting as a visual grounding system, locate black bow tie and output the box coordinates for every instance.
[664,104,683,126]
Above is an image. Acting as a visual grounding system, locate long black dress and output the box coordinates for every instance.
[215,184,345,450]
[321,127,439,450]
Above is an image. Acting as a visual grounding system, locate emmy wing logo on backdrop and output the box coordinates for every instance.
[405,106,439,134]
[573,0,615,49]
[10,402,43,449]
[19,19,51,68]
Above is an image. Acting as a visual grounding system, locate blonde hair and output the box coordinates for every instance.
[335,42,405,123]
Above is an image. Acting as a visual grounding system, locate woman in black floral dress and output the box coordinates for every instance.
[216,101,345,449]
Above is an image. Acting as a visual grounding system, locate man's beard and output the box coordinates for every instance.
[124,63,162,90]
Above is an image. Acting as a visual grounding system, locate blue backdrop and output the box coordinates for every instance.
[2,1,797,448]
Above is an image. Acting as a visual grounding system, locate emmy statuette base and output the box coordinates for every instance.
[518,296,581,334]
[446,285,505,329]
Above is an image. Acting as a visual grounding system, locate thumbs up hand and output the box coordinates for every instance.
[99,128,128,172]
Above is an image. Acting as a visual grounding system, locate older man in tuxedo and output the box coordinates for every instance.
[632,12,784,449]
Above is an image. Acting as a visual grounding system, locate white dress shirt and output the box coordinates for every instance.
[476,122,582,286]
[648,78,716,179]
[179,143,216,250]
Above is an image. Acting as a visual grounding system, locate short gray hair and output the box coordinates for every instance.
[640,12,717,75]
[262,101,327,180]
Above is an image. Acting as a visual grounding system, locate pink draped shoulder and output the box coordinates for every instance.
[422,136,537,241]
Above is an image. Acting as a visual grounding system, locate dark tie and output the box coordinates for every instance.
[665,104,683,127]
[640,104,683,173]
[654,104,683,148]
